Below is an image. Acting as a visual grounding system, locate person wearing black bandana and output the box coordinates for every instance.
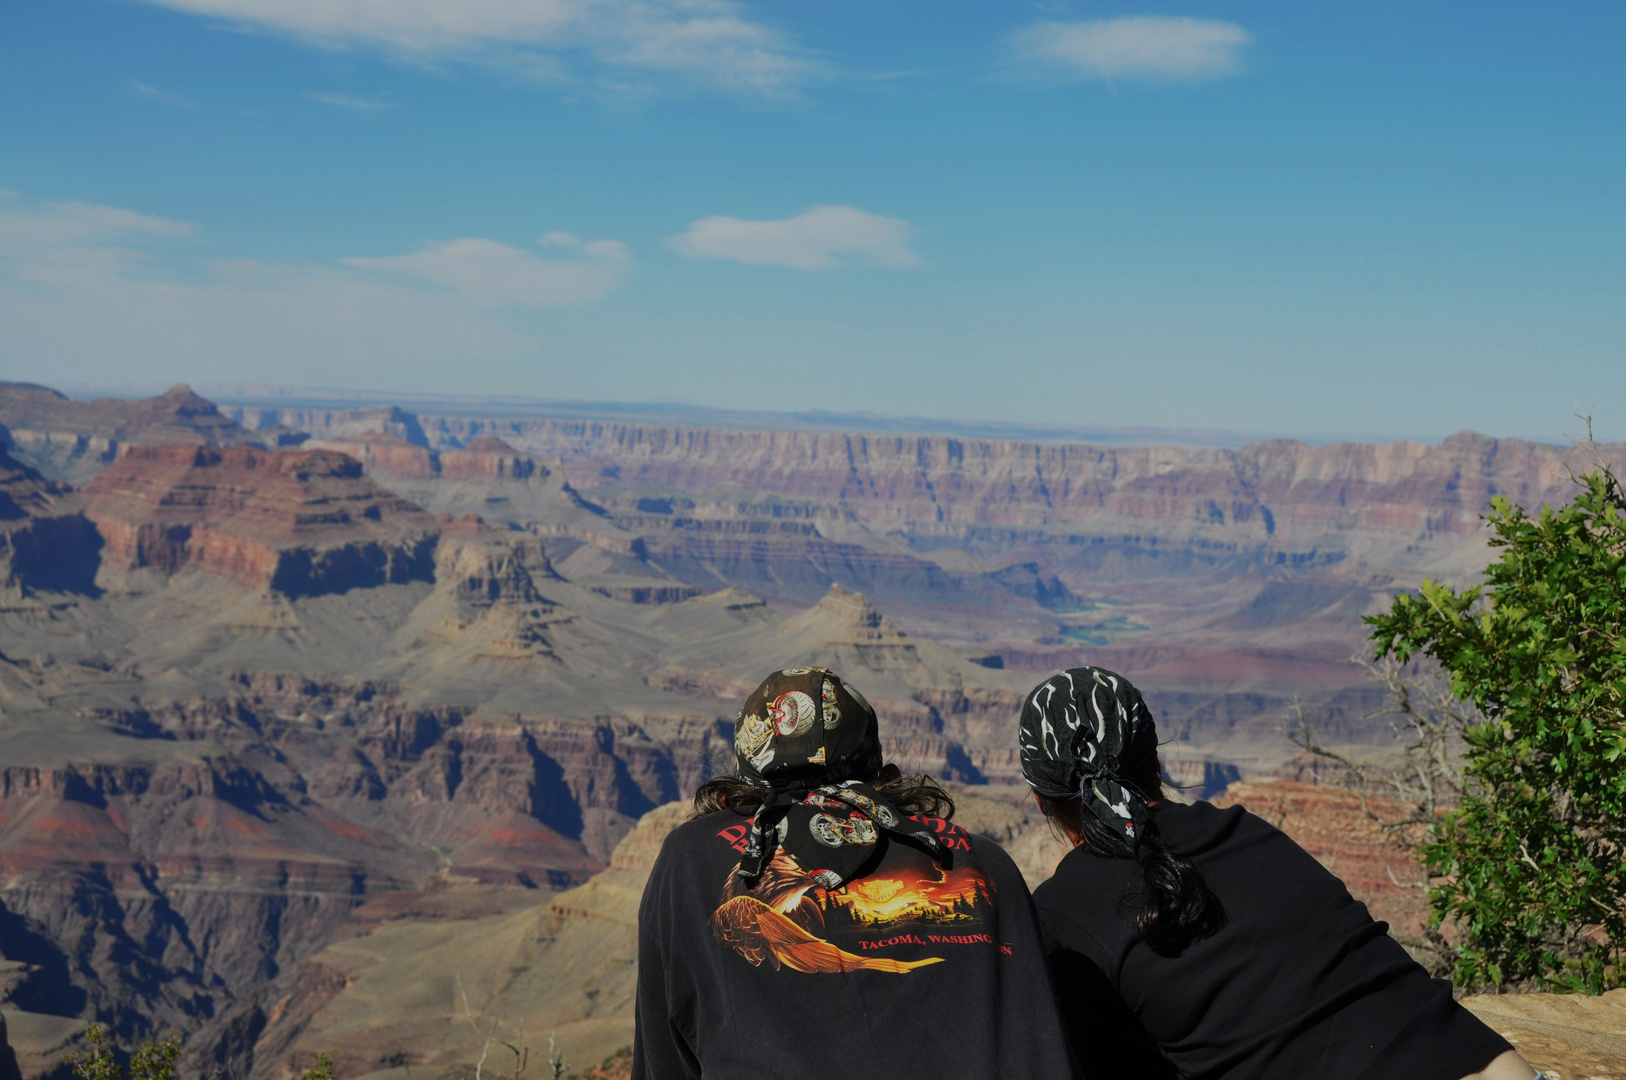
[1020,666,1537,1080]
[633,666,1081,1080]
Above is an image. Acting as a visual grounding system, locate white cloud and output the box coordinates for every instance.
[305,90,396,112]
[670,205,917,270]
[0,196,627,385]
[1007,17,1249,82]
[134,0,812,94]
[343,236,627,307]
[582,239,628,259]
[0,199,193,247]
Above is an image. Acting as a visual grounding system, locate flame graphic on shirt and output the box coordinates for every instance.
[709,851,993,974]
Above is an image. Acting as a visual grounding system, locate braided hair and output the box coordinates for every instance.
[1018,667,1220,955]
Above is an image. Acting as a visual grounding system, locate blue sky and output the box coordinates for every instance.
[1,1,1622,441]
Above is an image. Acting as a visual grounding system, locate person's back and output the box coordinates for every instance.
[1037,799,1510,1080]
[632,666,1079,1080]
[1015,666,1530,1080]
[637,806,1073,1079]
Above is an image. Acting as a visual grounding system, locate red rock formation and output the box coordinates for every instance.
[0,383,248,446]
[440,437,539,480]
[304,434,540,482]
[302,433,434,478]
[82,445,442,596]
[0,382,265,481]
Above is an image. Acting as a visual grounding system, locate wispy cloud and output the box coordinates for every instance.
[1006,17,1250,82]
[0,196,193,253]
[133,0,815,96]
[0,194,628,384]
[344,235,628,307]
[670,205,917,270]
[305,90,396,112]
[126,79,197,107]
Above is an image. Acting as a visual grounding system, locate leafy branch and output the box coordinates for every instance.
[1364,419,1626,992]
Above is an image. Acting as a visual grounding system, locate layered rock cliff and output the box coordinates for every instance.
[306,416,1606,560]
[82,446,441,597]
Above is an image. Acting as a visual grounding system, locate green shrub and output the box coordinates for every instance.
[300,1053,336,1080]
[1368,457,1626,992]
[66,1027,180,1080]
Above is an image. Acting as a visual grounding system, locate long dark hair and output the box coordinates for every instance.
[692,763,956,819]
[1036,756,1220,955]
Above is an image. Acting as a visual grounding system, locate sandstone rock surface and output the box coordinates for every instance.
[1462,990,1626,1080]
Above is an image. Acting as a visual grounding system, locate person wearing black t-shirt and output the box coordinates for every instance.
[1017,666,1538,1080]
[633,667,1081,1080]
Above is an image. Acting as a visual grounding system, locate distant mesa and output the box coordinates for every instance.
[306,431,541,483]
[82,443,441,597]
[0,380,282,483]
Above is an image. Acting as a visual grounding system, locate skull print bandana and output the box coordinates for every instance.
[1017,667,1159,850]
[765,780,945,889]
[732,668,943,884]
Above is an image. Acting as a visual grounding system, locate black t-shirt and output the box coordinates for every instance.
[634,807,1082,1080]
[1034,801,1511,1080]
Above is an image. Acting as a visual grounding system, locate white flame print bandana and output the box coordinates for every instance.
[1017,667,1158,849]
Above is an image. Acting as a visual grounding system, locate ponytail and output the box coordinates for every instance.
[1038,773,1220,956]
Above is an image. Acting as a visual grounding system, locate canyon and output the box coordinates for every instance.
[1,382,1621,1079]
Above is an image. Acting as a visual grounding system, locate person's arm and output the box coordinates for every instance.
[1032,885,1178,1080]
[1460,1050,1538,1080]
[630,844,702,1080]
[1043,932,1178,1080]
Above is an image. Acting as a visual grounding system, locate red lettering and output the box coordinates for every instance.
[717,823,749,853]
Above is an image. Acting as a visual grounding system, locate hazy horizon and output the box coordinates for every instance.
[35,377,1591,451]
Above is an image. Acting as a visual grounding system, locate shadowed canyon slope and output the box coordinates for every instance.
[2,383,1623,1079]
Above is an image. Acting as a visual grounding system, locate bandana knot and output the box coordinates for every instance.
[739,780,944,888]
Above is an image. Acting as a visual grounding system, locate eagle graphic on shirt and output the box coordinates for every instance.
[709,842,994,975]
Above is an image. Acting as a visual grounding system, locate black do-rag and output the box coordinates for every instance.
[733,667,943,886]
[1018,667,1159,850]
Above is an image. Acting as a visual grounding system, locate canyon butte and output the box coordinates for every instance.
[0,381,1621,1080]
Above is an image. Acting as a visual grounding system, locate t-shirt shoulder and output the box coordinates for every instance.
[962,827,1026,882]
[1153,799,1250,850]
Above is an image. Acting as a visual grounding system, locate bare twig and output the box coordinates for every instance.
[1286,657,1478,846]
[546,1032,566,1080]
[1286,659,1483,977]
